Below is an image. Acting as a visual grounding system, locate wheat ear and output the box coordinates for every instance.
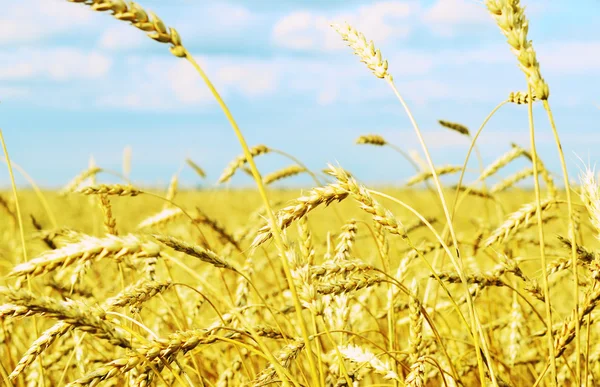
[490,167,534,193]
[438,120,470,136]
[338,344,400,381]
[8,234,161,279]
[152,234,238,272]
[355,134,387,146]
[327,164,407,238]
[508,90,537,104]
[68,0,185,57]
[263,165,306,185]
[9,278,171,380]
[485,198,555,246]
[60,166,102,194]
[0,287,130,348]
[186,157,206,178]
[485,0,549,99]
[331,23,391,80]
[252,181,349,247]
[218,145,270,183]
[137,207,183,229]
[406,165,462,186]
[77,184,142,196]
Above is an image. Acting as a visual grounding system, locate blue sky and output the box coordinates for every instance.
[1,0,599,188]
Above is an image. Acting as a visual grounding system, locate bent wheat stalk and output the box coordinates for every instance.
[65,2,317,380]
[333,22,492,383]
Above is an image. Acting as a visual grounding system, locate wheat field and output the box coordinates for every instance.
[1,1,598,386]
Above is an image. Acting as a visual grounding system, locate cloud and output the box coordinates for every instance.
[537,41,600,74]
[272,11,336,50]
[423,0,490,36]
[206,3,256,28]
[272,1,418,51]
[216,63,279,97]
[0,0,95,45]
[173,2,258,43]
[98,25,146,50]
[0,87,30,99]
[96,55,280,110]
[0,48,112,80]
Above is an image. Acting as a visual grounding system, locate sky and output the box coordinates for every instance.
[1,0,599,189]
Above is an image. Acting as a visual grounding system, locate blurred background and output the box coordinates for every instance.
[1,0,598,188]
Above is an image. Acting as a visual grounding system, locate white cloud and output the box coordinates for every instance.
[0,0,94,44]
[96,55,280,110]
[272,1,418,51]
[389,50,436,75]
[216,63,278,97]
[0,87,30,99]
[272,11,335,50]
[0,48,112,80]
[175,3,258,41]
[207,3,256,28]
[423,0,490,36]
[167,61,213,105]
[537,42,600,74]
[99,25,146,50]
[317,88,338,105]
[346,1,416,43]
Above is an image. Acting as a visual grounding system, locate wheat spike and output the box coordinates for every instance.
[485,0,549,99]
[68,0,186,57]
[407,165,462,186]
[218,145,270,183]
[8,234,161,279]
[263,165,306,185]
[355,134,387,146]
[332,23,391,80]
[438,120,470,136]
[77,184,142,196]
[186,158,206,178]
[485,198,555,246]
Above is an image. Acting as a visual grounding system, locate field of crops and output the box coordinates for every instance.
[1,1,598,386]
